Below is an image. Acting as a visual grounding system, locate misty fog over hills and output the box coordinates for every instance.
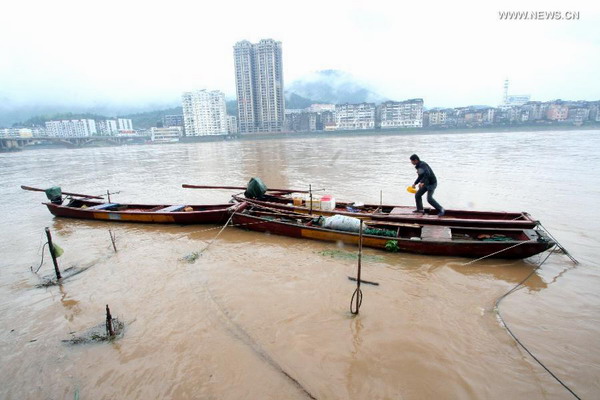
[0,70,386,128]
[286,70,386,105]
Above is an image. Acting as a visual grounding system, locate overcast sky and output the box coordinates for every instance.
[1,0,599,110]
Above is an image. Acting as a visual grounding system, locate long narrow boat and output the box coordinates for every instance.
[231,203,554,259]
[22,185,237,224]
[232,194,539,229]
[43,198,238,224]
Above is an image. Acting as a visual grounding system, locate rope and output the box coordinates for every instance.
[204,283,317,399]
[194,210,237,255]
[350,288,363,314]
[461,240,535,266]
[31,242,49,273]
[494,245,581,400]
[537,222,579,264]
[183,208,318,399]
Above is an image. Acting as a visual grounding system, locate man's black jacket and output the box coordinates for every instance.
[413,161,438,187]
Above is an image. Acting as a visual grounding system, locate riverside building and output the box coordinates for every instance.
[182,89,228,136]
[378,99,424,128]
[335,103,376,130]
[45,119,97,137]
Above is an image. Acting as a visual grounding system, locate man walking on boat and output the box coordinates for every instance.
[410,154,445,216]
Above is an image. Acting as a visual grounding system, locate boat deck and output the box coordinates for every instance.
[422,225,452,240]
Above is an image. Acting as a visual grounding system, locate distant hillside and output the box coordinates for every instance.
[287,69,385,104]
[14,108,185,130]
[121,107,182,129]
[6,90,329,130]
[126,101,239,129]
[226,100,237,116]
[286,93,319,109]
[19,112,110,127]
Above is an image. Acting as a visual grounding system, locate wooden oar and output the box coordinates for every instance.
[182,184,308,193]
[21,185,104,199]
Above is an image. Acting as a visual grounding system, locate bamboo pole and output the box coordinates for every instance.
[181,184,308,193]
[21,185,103,199]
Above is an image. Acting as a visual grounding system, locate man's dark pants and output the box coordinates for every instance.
[415,183,443,212]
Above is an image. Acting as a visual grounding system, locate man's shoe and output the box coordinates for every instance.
[412,209,424,214]
[438,209,446,217]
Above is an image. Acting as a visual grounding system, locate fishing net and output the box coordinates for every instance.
[364,228,397,237]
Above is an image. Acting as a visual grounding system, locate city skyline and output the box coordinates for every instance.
[1,0,599,116]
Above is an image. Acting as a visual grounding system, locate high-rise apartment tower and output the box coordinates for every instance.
[233,39,285,133]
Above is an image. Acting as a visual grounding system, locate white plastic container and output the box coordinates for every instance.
[320,195,336,211]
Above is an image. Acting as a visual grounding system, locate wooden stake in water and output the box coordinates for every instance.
[107,190,111,203]
[106,305,114,337]
[350,220,364,315]
[109,230,117,252]
[309,184,313,215]
[45,227,62,280]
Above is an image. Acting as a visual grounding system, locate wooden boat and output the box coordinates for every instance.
[22,185,236,224]
[231,194,539,229]
[43,198,238,224]
[230,202,554,259]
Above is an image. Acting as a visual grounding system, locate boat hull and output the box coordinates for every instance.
[44,201,235,224]
[231,207,554,259]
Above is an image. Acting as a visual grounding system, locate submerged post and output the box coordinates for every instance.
[105,304,114,337]
[350,220,364,315]
[109,230,117,252]
[45,227,62,280]
[107,190,111,203]
[309,184,313,215]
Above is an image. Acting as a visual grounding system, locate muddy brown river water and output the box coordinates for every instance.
[1,129,599,399]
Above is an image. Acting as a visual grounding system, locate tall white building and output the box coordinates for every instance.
[233,39,285,133]
[335,103,376,130]
[97,119,118,135]
[378,99,424,128]
[117,118,133,131]
[45,119,97,137]
[182,89,228,136]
